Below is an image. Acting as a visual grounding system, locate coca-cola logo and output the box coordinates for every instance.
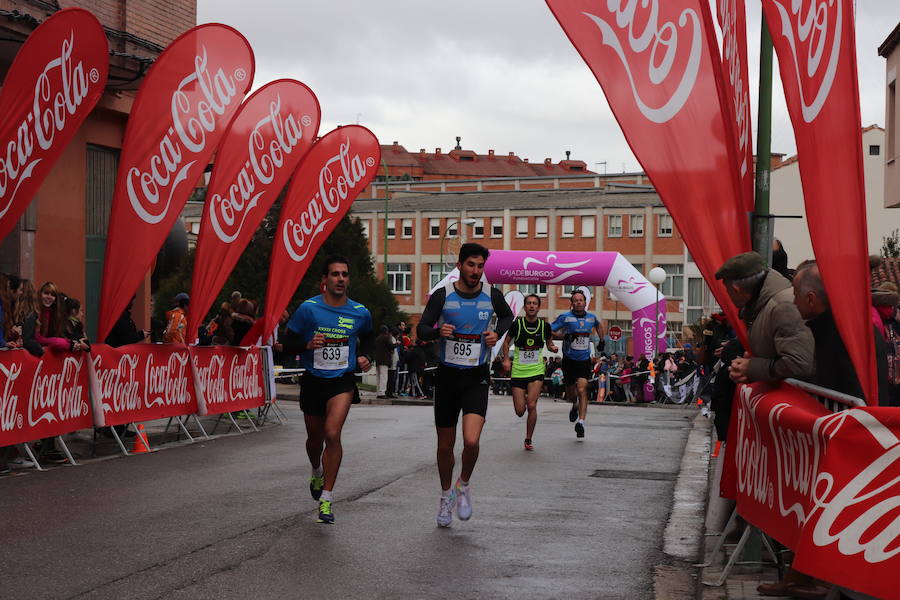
[209,95,308,243]
[583,1,702,123]
[229,352,262,402]
[282,138,369,262]
[0,361,23,431]
[126,47,241,225]
[92,352,141,414]
[144,351,191,407]
[718,0,751,176]
[193,353,226,404]
[0,32,96,219]
[734,387,774,506]
[770,0,841,123]
[28,355,88,426]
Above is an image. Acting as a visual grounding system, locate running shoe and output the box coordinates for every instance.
[575,421,585,438]
[436,491,455,527]
[317,499,334,524]
[309,475,325,501]
[568,403,578,422]
[524,439,534,451]
[455,482,473,521]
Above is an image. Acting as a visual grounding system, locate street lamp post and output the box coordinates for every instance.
[440,218,477,278]
[648,267,667,359]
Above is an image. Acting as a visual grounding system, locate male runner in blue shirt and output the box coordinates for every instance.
[282,255,374,524]
[551,289,604,439]
[417,243,514,527]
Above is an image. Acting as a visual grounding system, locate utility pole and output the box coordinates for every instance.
[753,13,774,265]
[382,159,390,280]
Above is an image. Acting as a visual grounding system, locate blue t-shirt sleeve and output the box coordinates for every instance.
[361,307,373,335]
[287,302,311,337]
[550,313,566,332]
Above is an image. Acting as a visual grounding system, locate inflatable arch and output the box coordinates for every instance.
[445,250,668,359]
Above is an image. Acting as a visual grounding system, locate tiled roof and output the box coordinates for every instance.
[379,144,595,178]
[873,257,900,288]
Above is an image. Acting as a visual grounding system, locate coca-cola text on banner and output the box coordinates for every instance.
[189,346,266,415]
[760,0,876,404]
[245,125,381,345]
[545,0,750,348]
[0,8,109,241]
[0,349,93,447]
[87,343,199,427]
[187,79,321,341]
[97,24,255,342]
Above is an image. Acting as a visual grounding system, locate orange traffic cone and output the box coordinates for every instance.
[712,440,722,458]
[132,424,151,453]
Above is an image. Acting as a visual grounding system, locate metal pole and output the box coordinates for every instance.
[440,220,457,279]
[753,11,774,265]
[655,289,660,358]
[382,159,390,280]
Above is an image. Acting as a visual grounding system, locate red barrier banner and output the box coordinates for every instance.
[722,383,900,599]
[545,0,750,346]
[0,349,93,447]
[716,0,753,212]
[187,79,321,341]
[244,125,381,344]
[0,8,108,241]
[98,24,255,342]
[189,346,266,415]
[88,343,199,427]
[760,0,875,403]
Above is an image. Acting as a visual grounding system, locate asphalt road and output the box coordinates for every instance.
[1,397,697,600]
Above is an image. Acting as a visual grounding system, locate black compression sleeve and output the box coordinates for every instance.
[357,327,375,362]
[491,287,514,338]
[416,288,446,341]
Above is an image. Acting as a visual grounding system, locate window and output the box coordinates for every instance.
[687,277,704,307]
[561,216,575,237]
[387,263,412,294]
[581,216,595,238]
[401,218,412,238]
[473,218,485,237]
[386,219,396,239]
[429,218,441,238]
[869,144,880,156]
[518,284,547,296]
[447,223,458,236]
[607,319,632,333]
[516,216,529,237]
[629,214,644,237]
[658,214,673,237]
[608,214,622,237]
[360,220,369,239]
[658,263,684,298]
[687,309,703,326]
[535,216,548,237]
[429,263,454,289]
[491,217,503,237]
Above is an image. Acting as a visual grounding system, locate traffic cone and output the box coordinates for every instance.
[712,440,722,458]
[132,424,151,454]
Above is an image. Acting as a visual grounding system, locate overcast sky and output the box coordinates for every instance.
[197,1,897,173]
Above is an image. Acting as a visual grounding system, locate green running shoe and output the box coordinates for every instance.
[309,475,325,501]
[317,499,334,524]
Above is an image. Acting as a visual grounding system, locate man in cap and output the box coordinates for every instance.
[164,292,189,344]
[715,251,813,384]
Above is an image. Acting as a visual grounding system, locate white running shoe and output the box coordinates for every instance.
[455,483,472,521]
[436,492,455,527]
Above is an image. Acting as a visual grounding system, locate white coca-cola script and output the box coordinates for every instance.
[583,1,702,123]
[229,352,262,402]
[282,138,369,262]
[193,353,226,405]
[0,32,96,219]
[28,355,88,426]
[0,362,22,432]
[718,0,751,177]
[209,95,306,243]
[144,351,191,408]
[126,47,241,225]
[92,353,141,414]
[770,0,842,123]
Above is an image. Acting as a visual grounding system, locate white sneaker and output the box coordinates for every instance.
[436,492,455,527]
[455,483,472,521]
[8,457,35,469]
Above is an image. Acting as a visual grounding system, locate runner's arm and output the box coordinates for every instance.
[416,288,446,341]
[357,327,375,365]
[490,287,514,338]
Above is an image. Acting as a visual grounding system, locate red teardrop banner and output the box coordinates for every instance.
[187,79,321,342]
[97,24,254,342]
[243,125,381,345]
[0,8,109,241]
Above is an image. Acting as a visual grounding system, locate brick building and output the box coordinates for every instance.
[0,0,197,337]
[350,186,719,350]
[879,22,900,209]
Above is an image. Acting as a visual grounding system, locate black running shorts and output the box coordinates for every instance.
[299,372,358,416]
[562,357,592,386]
[434,363,489,428]
[510,373,545,390]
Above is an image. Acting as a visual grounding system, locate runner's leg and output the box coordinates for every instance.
[321,391,353,492]
[511,386,526,417]
[304,414,325,472]
[576,378,589,420]
[436,426,457,490]
[525,379,541,441]
[460,413,485,483]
